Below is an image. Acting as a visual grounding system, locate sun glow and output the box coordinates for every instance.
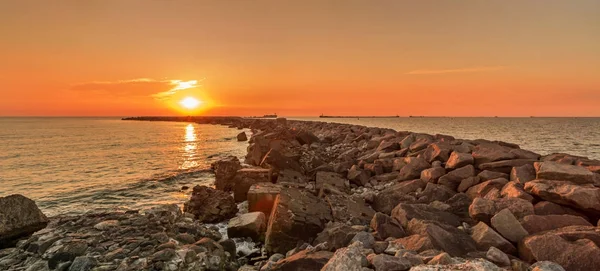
[179,97,201,109]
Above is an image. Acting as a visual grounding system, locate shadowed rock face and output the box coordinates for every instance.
[524,179,600,214]
[183,185,238,223]
[0,194,48,248]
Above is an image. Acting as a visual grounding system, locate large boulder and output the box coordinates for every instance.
[479,159,537,174]
[406,219,477,257]
[471,143,517,166]
[265,187,333,254]
[370,212,406,240]
[470,222,516,255]
[183,185,238,223]
[270,250,333,271]
[227,212,266,242]
[398,158,431,181]
[500,182,534,202]
[392,204,462,228]
[519,226,600,271]
[247,182,281,218]
[510,164,536,184]
[535,162,595,184]
[520,214,592,235]
[533,201,588,218]
[524,179,600,213]
[212,156,242,191]
[321,242,364,271]
[372,180,426,214]
[438,165,475,191]
[445,152,474,170]
[422,142,452,163]
[315,171,347,192]
[490,208,529,243]
[233,168,272,202]
[237,132,248,141]
[0,194,49,247]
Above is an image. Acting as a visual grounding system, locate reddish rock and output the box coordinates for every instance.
[533,201,588,218]
[265,187,333,254]
[270,250,333,271]
[347,165,370,186]
[519,226,600,271]
[535,161,595,184]
[466,178,509,199]
[227,212,266,242]
[510,164,536,184]
[417,183,456,204]
[247,182,281,218]
[438,165,475,191]
[470,222,516,255]
[372,180,425,214]
[479,159,537,174]
[524,179,600,213]
[315,171,347,191]
[394,234,435,253]
[422,142,452,163]
[364,163,384,176]
[500,181,534,202]
[420,167,446,183]
[457,176,481,193]
[407,219,477,257]
[370,212,406,240]
[398,157,431,181]
[520,214,592,234]
[445,151,474,170]
[478,170,509,181]
[392,203,461,228]
[469,197,497,224]
[491,208,529,243]
[494,197,535,220]
[234,168,272,202]
[472,143,517,166]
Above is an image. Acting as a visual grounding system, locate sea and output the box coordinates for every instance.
[1,117,599,217]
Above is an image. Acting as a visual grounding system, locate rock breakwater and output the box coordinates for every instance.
[2,116,600,270]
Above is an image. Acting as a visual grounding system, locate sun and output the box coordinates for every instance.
[179,97,202,109]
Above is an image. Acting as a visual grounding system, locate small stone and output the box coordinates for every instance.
[486,247,510,266]
[93,220,119,231]
[529,261,566,271]
[351,232,375,249]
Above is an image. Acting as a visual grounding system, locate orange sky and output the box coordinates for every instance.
[1,1,599,117]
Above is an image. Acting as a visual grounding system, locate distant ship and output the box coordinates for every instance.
[262,114,277,118]
[319,114,399,118]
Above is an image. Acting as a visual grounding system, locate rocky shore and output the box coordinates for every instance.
[2,116,600,271]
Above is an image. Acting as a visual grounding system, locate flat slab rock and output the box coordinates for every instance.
[535,161,595,184]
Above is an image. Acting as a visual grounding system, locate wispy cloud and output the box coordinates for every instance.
[70,78,202,100]
[406,66,507,75]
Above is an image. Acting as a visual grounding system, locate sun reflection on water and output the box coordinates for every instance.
[181,124,199,169]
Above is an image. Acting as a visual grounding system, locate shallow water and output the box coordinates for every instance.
[0,117,249,216]
[292,117,600,159]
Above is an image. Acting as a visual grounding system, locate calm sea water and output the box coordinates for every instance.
[1,117,599,216]
[0,118,249,216]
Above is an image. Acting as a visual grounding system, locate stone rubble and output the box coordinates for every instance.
[4,116,600,271]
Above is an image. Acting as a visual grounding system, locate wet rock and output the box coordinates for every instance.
[367,253,412,271]
[535,161,595,185]
[234,168,272,202]
[486,247,510,267]
[237,132,248,141]
[212,156,242,191]
[0,194,49,246]
[524,179,600,213]
[470,222,516,255]
[420,167,446,183]
[247,182,281,218]
[183,185,238,223]
[321,242,365,271]
[520,214,592,235]
[490,208,529,243]
[406,219,477,257]
[438,165,475,191]
[392,204,462,228]
[227,212,267,242]
[265,187,333,254]
[445,152,474,170]
[519,226,600,271]
[370,212,406,240]
[510,164,536,184]
[269,250,333,271]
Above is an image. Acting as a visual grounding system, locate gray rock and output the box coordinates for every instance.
[350,232,375,249]
[321,242,365,271]
[0,194,49,245]
[368,254,412,271]
[490,208,529,243]
[68,256,97,271]
[529,261,566,271]
[486,247,510,266]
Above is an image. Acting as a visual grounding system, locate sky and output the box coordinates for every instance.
[1,0,599,117]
